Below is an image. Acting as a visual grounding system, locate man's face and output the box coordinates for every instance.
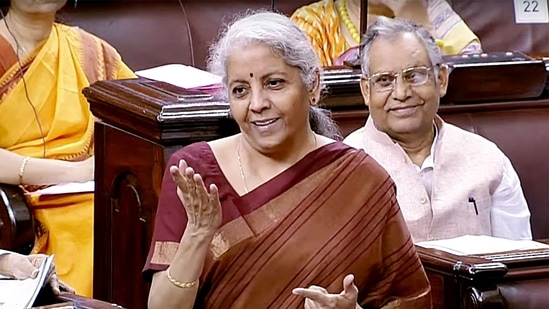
[360,33,448,140]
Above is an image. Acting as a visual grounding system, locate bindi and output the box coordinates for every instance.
[249,73,254,78]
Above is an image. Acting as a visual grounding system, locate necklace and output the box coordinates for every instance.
[338,0,361,44]
[236,134,318,195]
[236,138,249,194]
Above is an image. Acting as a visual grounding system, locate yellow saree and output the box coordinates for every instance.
[0,23,135,296]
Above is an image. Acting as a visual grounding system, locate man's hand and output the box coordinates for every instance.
[292,274,361,309]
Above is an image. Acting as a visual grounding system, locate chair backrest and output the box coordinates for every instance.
[0,184,34,254]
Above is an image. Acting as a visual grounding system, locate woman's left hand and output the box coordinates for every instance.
[292,274,361,309]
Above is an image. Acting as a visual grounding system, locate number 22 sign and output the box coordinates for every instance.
[514,0,549,23]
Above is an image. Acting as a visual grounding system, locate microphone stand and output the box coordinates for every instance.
[360,0,368,44]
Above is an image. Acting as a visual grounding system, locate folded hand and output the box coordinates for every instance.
[2,253,76,295]
[292,274,360,309]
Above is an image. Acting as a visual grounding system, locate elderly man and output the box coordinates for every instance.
[344,17,532,242]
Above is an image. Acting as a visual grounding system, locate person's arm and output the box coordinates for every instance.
[147,159,221,309]
[490,154,533,240]
[0,148,93,185]
[148,228,214,309]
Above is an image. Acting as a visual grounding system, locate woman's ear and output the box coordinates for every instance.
[309,69,322,105]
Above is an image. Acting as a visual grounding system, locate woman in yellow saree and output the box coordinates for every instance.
[0,0,135,296]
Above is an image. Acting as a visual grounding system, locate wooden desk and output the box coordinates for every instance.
[417,241,549,309]
[33,292,125,309]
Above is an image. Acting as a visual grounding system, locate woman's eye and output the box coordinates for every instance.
[232,86,247,96]
[266,79,284,88]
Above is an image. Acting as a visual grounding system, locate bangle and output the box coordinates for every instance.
[19,157,31,184]
[166,268,198,289]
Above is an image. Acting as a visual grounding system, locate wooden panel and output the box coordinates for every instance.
[93,122,166,309]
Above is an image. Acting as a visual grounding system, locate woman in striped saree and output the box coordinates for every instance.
[144,11,431,309]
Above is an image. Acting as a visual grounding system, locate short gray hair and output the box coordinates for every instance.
[207,11,342,140]
[360,16,442,76]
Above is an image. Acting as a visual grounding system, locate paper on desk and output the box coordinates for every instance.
[416,235,549,256]
[136,64,222,89]
[26,181,94,196]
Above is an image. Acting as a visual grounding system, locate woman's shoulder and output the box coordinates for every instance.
[168,141,212,166]
[56,23,115,49]
[291,0,337,22]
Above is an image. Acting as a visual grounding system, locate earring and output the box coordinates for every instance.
[311,97,316,105]
[74,0,78,8]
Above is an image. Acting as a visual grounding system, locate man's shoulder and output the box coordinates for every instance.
[342,126,367,149]
[443,122,499,148]
[441,122,505,162]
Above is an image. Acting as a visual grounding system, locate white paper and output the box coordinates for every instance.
[0,255,54,309]
[514,0,549,23]
[416,235,549,256]
[26,181,94,196]
[136,64,222,89]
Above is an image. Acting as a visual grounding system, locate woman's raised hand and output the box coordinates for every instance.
[170,159,222,236]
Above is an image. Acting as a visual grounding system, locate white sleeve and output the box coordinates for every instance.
[490,154,533,240]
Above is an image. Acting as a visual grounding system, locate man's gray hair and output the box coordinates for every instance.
[360,16,443,76]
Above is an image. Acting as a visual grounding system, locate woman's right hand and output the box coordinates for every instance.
[170,159,222,236]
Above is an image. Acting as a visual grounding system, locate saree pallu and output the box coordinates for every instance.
[0,23,135,296]
[145,142,431,308]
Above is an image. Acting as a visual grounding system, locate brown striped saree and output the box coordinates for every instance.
[144,142,431,308]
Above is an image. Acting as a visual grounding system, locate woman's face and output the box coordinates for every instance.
[226,42,314,154]
[10,0,67,14]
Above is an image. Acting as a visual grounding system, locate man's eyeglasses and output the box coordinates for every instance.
[367,66,436,92]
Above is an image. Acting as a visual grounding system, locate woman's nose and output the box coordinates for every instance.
[249,90,270,112]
